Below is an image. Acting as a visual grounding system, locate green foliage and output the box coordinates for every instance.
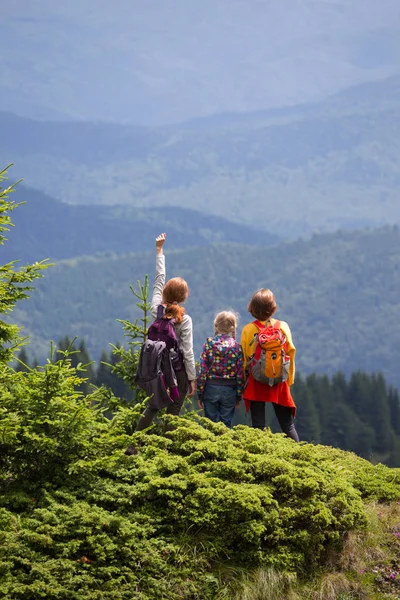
[94,346,135,403]
[56,336,95,395]
[0,166,49,361]
[0,490,214,600]
[1,166,400,598]
[0,343,111,492]
[2,406,400,599]
[110,277,150,395]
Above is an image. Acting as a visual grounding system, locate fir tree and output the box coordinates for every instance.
[292,374,321,442]
[0,165,48,361]
[15,347,30,372]
[388,386,400,436]
[57,336,95,394]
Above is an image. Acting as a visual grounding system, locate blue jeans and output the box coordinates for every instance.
[203,384,237,428]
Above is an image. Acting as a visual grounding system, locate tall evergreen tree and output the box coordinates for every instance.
[95,346,134,401]
[0,166,48,362]
[388,387,400,436]
[15,347,30,372]
[360,373,393,456]
[293,374,321,442]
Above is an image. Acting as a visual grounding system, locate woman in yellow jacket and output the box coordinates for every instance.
[241,288,299,442]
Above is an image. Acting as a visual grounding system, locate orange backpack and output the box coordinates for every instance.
[249,320,290,386]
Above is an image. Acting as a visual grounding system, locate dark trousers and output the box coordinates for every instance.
[135,370,188,431]
[250,401,299,442]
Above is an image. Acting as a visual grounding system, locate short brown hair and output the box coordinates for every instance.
[214,311,238,336]
[247,289,277,321]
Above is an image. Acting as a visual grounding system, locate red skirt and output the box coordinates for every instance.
[243,374,296,417]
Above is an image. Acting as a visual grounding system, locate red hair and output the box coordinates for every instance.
[162,277,189,324]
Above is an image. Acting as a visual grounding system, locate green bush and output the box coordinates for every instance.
[1,167,400,598]
[3,408,400,599]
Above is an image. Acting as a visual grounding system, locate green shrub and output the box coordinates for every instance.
[2,409,400,599]
[1,166,400,598]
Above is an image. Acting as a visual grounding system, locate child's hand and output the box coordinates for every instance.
[156,233,166,255]
[187,380,196,398]
[235,399,241,409]
[198,398,204,409]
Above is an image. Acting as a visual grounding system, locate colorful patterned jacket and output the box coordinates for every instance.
[197,334,245,400]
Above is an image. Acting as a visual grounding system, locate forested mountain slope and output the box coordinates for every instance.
[16,225,400,389]
[2,75,400,238]
[5,187,274,263]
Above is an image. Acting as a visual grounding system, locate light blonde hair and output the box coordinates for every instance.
[214,311,239,337]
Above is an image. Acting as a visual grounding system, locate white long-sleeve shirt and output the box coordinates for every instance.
[151,254,196,382]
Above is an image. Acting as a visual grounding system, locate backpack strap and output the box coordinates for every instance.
[253,320,264,329]
[157,304,177,326]
[253,319,281,329]
[250,320,263,347]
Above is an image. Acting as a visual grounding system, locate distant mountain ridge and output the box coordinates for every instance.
[5,186,275,263]
[2,75,400,239]
[2,0,400,124]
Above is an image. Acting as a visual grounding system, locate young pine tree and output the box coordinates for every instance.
[0,166,131,491]
[0,165,49,361]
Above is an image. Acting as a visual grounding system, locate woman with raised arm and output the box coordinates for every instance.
[134,233,196,433]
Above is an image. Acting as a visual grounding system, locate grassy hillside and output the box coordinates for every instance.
[14,225,400,390]
[4,186,275,263]
[2,75,400,238]
[2,1,399,123]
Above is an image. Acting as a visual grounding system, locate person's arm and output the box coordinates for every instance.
[281,321,296,386]
[236,345,245,406]
[179,315,197,397]
[151,233,166,319]
[240,324,254,374]
[197,340,210,409]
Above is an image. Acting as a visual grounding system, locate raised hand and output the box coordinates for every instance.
[155,232,167,255]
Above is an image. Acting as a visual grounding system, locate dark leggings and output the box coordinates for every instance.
[250,401,299,442]
[135,370,188,431]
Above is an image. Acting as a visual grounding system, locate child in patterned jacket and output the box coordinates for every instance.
[197,311,244,428]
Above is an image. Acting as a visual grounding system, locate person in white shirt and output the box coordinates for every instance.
[134,232,196,432]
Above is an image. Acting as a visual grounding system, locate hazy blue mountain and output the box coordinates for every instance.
[1,0,400,124]
[2,75,400,238]
[5,186,275,263]
[14,225,400,391]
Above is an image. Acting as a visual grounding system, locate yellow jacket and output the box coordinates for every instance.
[240,318,296,386]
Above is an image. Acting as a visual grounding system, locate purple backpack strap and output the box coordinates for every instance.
[157,304,177,325]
